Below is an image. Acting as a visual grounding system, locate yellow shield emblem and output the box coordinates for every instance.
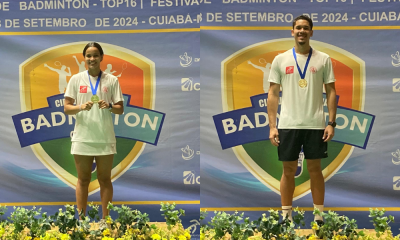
[221,38,365,199]
[19,42,155,194]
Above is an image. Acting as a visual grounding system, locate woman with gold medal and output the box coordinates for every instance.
[64,42,124,223]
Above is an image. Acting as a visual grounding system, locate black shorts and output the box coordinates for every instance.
[277,129,328,161]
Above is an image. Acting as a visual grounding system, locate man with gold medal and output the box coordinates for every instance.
[64,42,124,224]
[267,15,337,226]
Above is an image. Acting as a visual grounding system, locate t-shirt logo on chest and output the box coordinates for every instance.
[309,66,317,74]
[79,86,88,93]
[286,66,294,74]
[102,86,108,93]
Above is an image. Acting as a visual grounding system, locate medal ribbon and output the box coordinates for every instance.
[292,47,312,80]
[88,71,102,95]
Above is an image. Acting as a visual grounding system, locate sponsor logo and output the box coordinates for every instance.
[79,86,87,93]
[12,42,165,194]
[181,78,200,91]
[393,177,400,190]
[181,145,200,160]
[180,52,193,67]
[295,150,304,178]
[179,52,200,67]
[183,171,200,185]
[391,51,400,67]
[393,79,400,92]
[215,38,374,199]
[392,149,400,165]
[182,145,194,160]
[189,219,200,234]
[286,66,294,74]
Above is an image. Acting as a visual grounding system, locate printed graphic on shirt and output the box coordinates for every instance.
[13,42,164,194]
[310,66,317,73]
[286,66,294,74]
[80,86,88,93]
[213,38,374,200]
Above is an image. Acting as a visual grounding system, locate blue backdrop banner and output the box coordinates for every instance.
[200,0,400,233]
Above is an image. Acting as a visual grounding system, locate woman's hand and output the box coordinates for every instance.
[82,101,94,111]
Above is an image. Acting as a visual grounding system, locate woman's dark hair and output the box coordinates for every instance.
[292,15,313,30]
[83,42,104,57]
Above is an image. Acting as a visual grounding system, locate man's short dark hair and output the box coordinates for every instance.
[292,15,313,30]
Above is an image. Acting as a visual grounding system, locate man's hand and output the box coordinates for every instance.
[98,100,109,109]
[82,101,94,111]
[269,127,280,147]
[323,125,335,142]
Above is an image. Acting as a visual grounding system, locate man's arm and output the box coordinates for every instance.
[110,101,124,115]
[97,100,124,115]
[323,82,337,142]
[64,97,93,115]
[267,82,281,146]
[64,97,80,115]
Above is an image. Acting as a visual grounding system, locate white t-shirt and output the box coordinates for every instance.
[268,48,335,129]
[65,71,124,143]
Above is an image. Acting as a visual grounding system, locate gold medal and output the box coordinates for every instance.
[91,95,99,103]
[299,79,307,88]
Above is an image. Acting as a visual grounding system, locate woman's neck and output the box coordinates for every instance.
[88,68,101,77]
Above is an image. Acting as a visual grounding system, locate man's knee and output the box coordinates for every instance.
[307,162,322,174]
[282,164,297,177]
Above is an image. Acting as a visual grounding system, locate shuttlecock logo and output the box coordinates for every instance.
[183,171,200,184]
[393,79,400,92]
[181,78,193,91]
[393,177,400,190]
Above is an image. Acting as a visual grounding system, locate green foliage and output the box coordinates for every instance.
[369,208,395,238]
[160,202,185,230]
[207,210,258,240]
[200,209,208,222]
[310,207,397,240]
[0,203,191,240]
[49,205,87,240]
[200,209,210,233]
[255,208,305,240]
[87,202,100,222]
[312,209,361,240]
[0,205,8,226]
[8,206,51,238]
[200,208,397,240]
[85,203,102,240]
[107,202,154,238]
[49,205,77,234]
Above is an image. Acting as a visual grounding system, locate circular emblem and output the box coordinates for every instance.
[310,66,317,73]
